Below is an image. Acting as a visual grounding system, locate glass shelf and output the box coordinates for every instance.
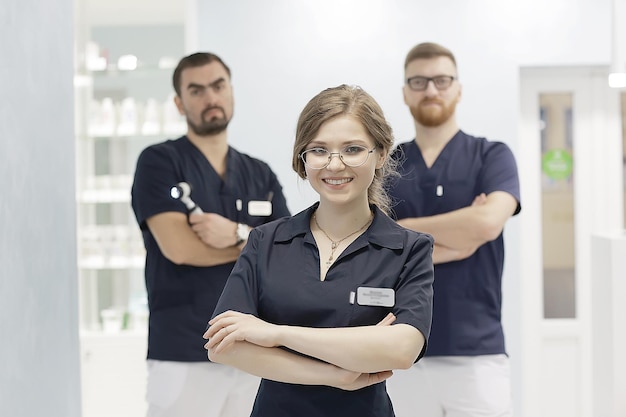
[79,256,145,270]
[89,67,171,78]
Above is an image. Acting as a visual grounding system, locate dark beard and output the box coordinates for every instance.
[187,118,229,136]
[410,98,457,127]
[188,107,230,136]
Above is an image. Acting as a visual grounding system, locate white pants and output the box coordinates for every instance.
[386,355,513,417]
[146,360,260,417]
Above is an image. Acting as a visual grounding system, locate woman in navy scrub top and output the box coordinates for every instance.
[204,84,434,417]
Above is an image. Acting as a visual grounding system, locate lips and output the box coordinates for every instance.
[202,107,225,119]
[323,178,353,185]
[420,99,443,107]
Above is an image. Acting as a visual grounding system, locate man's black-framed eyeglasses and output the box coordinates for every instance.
[406,75,456,91]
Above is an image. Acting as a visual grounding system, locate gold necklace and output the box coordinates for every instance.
[313,212,373,267]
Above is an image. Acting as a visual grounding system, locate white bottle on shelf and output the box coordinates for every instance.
[141,98,161,135]
[86,99,101,137]
[98,97,116,137]
[117,97,138,137]
[162,93,187,135]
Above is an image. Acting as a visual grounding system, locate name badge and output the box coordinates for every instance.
[248,200,272,216]
[356,287,395,307]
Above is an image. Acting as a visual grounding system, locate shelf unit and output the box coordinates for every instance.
[75,25,185,335]
[74,23,186,417]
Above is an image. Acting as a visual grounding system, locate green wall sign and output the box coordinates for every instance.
[542,149,573,180]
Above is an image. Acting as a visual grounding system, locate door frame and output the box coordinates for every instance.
[518,66,623,416]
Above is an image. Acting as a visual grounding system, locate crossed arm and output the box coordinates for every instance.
[397,191,518,264]
[203,311,424,390]
[146,211,243,267]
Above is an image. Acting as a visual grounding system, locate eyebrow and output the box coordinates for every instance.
[407,74,455,79]
[309,139,370,147]
[186,77,227,90]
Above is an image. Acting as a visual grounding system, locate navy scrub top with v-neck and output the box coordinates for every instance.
[389,130,521,357]
[212,203,434,417]
[131,135,290,361]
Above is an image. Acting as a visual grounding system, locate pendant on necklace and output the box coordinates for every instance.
[327,244,337,266]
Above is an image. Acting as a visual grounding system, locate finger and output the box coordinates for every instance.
[208,314,242,331]
[205,324,232,349]
[375,312,391,325]
[188,213,204,225]
[376,312,396,326]
[204,324,221,339]
[369,370,393,384]
[208,310,243,325]
[204,317,234,339]
[351,371,390,390]
[213,326,244,353]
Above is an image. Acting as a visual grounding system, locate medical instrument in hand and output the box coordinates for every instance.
[170,182,203,214]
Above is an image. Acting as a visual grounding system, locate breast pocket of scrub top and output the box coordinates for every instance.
[348,287,395,326]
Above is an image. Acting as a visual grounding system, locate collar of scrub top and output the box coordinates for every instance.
[273,202,405,251]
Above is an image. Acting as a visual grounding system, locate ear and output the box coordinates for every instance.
[402,86,410,106]
[174,95,185,116]
[375,149,387,170]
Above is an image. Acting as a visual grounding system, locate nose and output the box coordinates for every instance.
[423,79,439,96]
[204,89,219,105]
[325,152,346,170]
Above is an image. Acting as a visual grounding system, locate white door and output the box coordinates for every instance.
[518,67,623,417]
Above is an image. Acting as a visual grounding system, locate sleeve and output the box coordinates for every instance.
[392,232,435,360]
[480,142,521,215]
[131,144,187,229]
[211,228,262,319]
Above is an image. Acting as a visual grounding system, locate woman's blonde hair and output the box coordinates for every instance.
[292,85,398,215]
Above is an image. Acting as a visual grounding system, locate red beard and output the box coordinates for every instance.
[410,98,458,127]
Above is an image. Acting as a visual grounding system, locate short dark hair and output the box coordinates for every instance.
[404,42,457,70]
[172,52,231,96]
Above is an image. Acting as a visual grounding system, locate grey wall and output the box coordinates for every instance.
[0,1,81,416]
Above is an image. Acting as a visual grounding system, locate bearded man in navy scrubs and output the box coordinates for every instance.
[131,52,290,417]
[386,42,521,417]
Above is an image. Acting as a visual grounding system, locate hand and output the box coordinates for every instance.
[396,218,410,229]
[471,193,487,206]
[334,368,394,391]
[204,311,280,353]
[189,213,238,249]
[376,312,396,326]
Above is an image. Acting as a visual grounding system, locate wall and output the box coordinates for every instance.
[0,0,80,416]
[196,0,611,214]
[193,1,613,415]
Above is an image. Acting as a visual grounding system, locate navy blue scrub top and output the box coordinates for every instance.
[212,203,434,417]
[389,130,521,357]
[131,136,290,361]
